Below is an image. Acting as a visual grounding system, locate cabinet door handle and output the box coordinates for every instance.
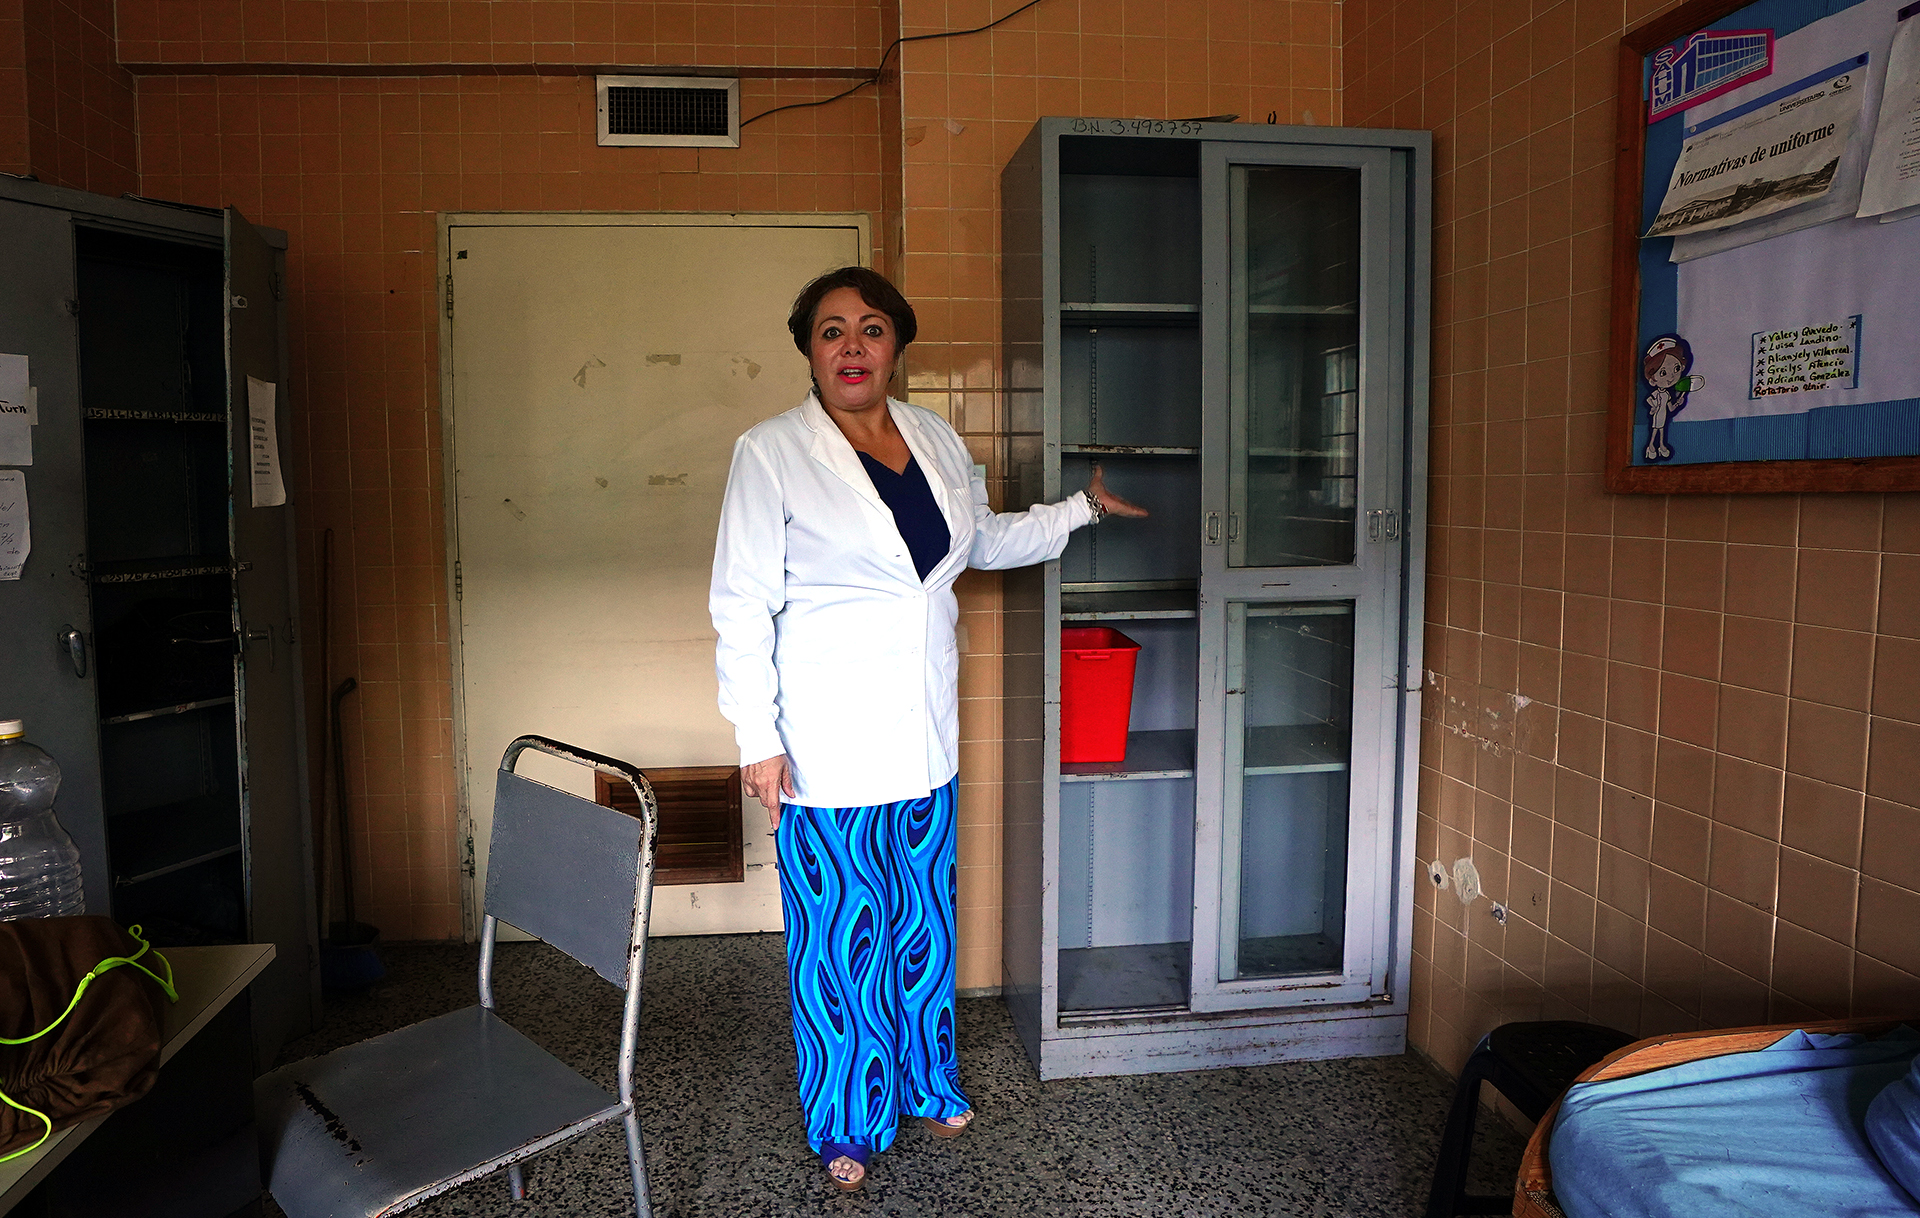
[59,626,87,678]
[1227,512,1241,542]
[245,624,276,672]
[1205,511,1222,545]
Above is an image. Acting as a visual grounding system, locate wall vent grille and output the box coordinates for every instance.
[610,86,727,136]
[596,75,740,147]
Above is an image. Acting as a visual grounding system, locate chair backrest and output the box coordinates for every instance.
[486,736,659,989]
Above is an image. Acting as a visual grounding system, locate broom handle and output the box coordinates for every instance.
[319,530,334,934]
[331,677,359,928]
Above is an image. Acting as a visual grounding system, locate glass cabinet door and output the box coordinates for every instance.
[1229,165,1362,569]
[1191,141,1406,1014]
[1220,601,1354,982]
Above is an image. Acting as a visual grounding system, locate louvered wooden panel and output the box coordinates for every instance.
[595,765,743,885]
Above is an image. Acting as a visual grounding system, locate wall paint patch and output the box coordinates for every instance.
[1452,857,1482,905]
[1426,672,1542,755]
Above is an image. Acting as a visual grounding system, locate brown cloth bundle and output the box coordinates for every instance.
[0,916,169,1157]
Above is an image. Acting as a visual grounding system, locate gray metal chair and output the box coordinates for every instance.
[255,735,660,1217]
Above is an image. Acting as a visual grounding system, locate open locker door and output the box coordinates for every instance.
[226,207,319,1065]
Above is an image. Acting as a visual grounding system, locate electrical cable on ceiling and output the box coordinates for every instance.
[739,0,1049,129]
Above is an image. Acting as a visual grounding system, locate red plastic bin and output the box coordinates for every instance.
[1060,626,1142,764]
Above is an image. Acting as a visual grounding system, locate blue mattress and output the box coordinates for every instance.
[1872,1053,1920,1203]
[1550,1027,1920,1218]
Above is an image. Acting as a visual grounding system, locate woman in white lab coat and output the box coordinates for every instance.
[710,267,1143,1191]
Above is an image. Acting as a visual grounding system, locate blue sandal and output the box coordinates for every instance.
[821,1142,869,1192]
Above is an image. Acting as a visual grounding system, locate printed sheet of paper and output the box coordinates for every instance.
[1669,1,1907,263]
[1859,14,1920,215]
[1649,64,1866,237]
[0,470,27,580]
[0,354,30,467]
[247,375,286,507]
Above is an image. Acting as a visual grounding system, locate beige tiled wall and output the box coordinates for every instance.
[894,0,1342,991]
[114,0,885,68]
[1,3,25,173]
[9,0,137,191]
[1346,0,1920,1074]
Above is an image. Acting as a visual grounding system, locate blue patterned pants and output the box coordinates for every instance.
[776,777,970,1154]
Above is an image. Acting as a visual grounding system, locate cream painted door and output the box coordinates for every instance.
[445,216,865,936]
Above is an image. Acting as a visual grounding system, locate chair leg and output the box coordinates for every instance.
[508,1163,527,1200]
[1426,1039,1495,1218]
[625,1108,653,1218]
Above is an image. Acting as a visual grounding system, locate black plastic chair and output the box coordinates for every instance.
[1425,1021,1635,1218]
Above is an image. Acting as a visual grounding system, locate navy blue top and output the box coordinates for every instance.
[858,452,951,582]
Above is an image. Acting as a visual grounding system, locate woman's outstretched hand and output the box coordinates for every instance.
[742,753,797,830]
[1088,463,1149,518]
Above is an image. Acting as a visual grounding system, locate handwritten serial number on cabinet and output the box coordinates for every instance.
[1070,118,1208,136]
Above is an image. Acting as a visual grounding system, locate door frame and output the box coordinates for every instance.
[435,211,872,939]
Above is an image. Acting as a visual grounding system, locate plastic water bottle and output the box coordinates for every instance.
[0,719,85,919]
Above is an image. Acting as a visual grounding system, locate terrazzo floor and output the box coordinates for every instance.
[265,935,1526,1217]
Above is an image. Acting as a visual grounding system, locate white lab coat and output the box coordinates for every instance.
[710,392,1093,808]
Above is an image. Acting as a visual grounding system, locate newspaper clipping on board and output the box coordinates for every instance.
[1648,64,1865,236]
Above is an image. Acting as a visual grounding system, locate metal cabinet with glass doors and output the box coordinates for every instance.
[1001,119,1429,1078]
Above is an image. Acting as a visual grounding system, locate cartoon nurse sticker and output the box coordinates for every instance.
[1642,334,1703,462]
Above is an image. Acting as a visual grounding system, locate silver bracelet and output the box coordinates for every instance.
[1083,488,1107,523]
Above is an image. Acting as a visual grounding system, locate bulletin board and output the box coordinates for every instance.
[1608,0,1920,492]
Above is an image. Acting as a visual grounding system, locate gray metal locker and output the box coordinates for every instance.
[0,177,320,1068]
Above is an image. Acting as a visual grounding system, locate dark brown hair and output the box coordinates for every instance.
[787,266,917,355]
